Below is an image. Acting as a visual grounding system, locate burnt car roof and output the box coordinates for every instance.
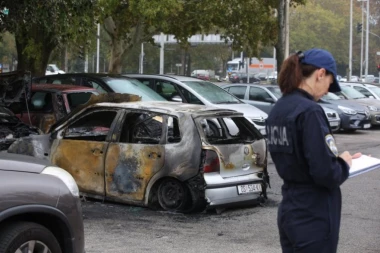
[0,71,31,105]
[32,84,98,93]
[94,101,243,116]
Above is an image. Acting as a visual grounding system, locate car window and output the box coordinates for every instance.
[353,86,372,97]
[249,87,272,102]
[167,116,181,143]
[30,92,53,112]
[197,116,260,144]
[228,86,246,99]
[105,78,166,101]
[177,86,203,104]
[369,86,380,97]
[63,110,118,141]
[155,81,178,100]
[84,80,107,93]
[266,87,282,99]
[66,92,94,111]
[340,86,366,99]
[137,79,154,90]
[119,112,163,144]
[181,81,241,104]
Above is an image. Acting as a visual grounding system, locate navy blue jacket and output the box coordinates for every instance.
[266,89,349,190]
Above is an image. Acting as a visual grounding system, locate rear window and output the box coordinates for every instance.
[196,116,261,144]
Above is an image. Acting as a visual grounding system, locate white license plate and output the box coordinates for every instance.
[364,123,371,129]
[330,121,339,127]
[237,184,262,195]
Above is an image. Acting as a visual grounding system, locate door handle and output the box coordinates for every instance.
[92,148,103,156]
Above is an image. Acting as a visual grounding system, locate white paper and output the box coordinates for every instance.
[349,155,380,178]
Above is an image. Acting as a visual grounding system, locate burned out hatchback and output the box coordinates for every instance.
[8,95,269,213]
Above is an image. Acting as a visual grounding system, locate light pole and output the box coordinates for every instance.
[364,0,369,80]
[349,0,353,81]
[360,0,364,80]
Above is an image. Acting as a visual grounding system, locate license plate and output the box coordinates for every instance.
[364,123,371,129]
[330,121,339,127]
[237,184,262,195]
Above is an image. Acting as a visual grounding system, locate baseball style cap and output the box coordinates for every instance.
[300,48,341,92]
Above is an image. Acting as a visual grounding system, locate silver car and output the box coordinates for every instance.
[0,153,84,253]
[9,95,269,213]
[126,74,269,136]
[221,83,341,132]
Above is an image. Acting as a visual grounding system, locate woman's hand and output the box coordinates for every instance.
[339,151,362,167]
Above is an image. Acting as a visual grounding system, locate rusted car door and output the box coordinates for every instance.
[50,109,121,196]
[105,111,165,201]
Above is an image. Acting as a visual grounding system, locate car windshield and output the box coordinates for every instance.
[323,92,342,100]
[266,87,282,99]
[182,81,242,104]
[105,78,166,101]
[341,86,367,99]
[369,86,380,97]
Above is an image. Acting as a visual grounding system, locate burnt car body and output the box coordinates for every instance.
[0,152,84,253]
[9,95,269,213]
[0,71,40,150]
[14,84,99,133]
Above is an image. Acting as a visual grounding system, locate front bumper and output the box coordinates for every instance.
[340,113,371,130]
[328,118,341,132]
[369,112,380,125]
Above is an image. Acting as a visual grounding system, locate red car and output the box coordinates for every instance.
[15,84,99,133]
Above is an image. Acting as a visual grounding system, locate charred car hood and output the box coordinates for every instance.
[0,152,50,173]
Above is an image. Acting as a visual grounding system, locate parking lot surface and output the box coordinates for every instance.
[82,129,380,253]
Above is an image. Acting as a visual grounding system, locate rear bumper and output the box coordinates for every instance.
[204,172,265,207]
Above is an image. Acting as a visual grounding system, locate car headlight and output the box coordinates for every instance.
[368,105,378,112]
[42,166,79,197]
[338,105,357,115]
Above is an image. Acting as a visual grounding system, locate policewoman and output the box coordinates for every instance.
[266,48,361,253]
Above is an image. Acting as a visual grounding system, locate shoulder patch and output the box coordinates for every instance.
[325,134,338,156]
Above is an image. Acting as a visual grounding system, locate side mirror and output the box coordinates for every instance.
[369,95,375,99]
[171,95,183,102]
[264,97,275,103]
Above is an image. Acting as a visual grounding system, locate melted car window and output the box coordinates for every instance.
[67,93,94,110]
[63,110,117,141]
[167,116,181,143]
[199,117,260,144]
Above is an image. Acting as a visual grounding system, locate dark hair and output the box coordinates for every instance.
[278,53,319,94]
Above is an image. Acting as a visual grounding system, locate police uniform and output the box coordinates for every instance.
[266,88,350,253]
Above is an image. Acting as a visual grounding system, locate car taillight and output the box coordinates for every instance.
[202,150,220,173]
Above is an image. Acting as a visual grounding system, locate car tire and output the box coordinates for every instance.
[0,222,62,253]
[158,178,190,212]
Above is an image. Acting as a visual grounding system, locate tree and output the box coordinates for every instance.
[1,0,98,76]
[100,0,300,74]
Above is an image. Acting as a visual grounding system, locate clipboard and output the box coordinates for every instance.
[349,155,380,178]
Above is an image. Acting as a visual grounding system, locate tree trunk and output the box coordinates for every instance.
[108,37,124,74]
[275,0,286,72]
[15,29,55,77]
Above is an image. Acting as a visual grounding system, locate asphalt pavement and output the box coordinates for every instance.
[82,128,380,253]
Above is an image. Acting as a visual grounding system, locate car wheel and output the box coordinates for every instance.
[0,222,62,253]
[158,178,190,212]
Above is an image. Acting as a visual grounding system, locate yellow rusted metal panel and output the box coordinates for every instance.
[50,139,106,195]
[105,143,165,201]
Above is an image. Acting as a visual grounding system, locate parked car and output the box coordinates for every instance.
[125,74,268,135]
[341,82,380,100]
[221,84,341,132]
[45,64,65,75]
[335,84,380,126]
[33,73,167,102]
[13,84,99,133]
[0,152,84,253]
[228,72,260,83]
[8,94,269,213]
[0,71,41,150]
[319,92,371,131]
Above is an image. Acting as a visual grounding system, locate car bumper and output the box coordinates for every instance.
[204,172,265,207]
[369,112,380,125]
[340,114,371,130]
[328,118,341,131]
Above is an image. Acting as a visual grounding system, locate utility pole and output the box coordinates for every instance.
[284,0,290,58]
[349,0,353,81]
[139,43,144,74]
[96,23,100,73]
[360,0,364,80]
[159,33,164,74]
[365,0,369,80]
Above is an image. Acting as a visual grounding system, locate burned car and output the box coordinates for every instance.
[8,94,269,212]
[14,84,99,133]
[0,71,40,150]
